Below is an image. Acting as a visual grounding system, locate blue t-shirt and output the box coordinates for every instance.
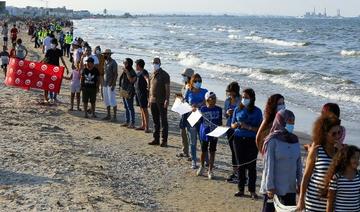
[224,96,241,127]
[184,88,208,108]
[231,106,263,138]
[199,105,222,142]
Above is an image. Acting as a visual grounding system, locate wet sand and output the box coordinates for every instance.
[0,26,311,211]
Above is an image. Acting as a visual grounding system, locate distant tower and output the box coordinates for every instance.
[313,7,316,15]
[337,9,341,17]
[324,8,327,17]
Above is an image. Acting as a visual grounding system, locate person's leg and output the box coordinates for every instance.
[279,193,296,206]
[127,97,135,126]
[187,126,198,167]
[149,103,160,144]
[262,194,275,212]
[103,87,111,119]
[44,90,49,102]
[181,128,189,156]
[110,88,117,120]
[209,139,217,172]
[76,92,81,110]
[233,137,246,195]
[227,129,237,175]
[144,107,150,131]
[246,138,258,195]
[159,103,168,145]
[196,140,207,176]
[139,108,145,129]
[123,97,130,125]
[70,92,75,110]
[91,102,96,117]
[84,101,88,118]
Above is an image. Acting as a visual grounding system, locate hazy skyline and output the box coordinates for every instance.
[6,0,360,17]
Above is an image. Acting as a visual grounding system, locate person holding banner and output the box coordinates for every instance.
[231,88,262,199]
[196,91,222,180]
[184,73,208,169]
[224,82,242,183]
[260,109,302,212]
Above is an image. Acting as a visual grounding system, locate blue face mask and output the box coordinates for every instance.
[194,82,202,89]
[285,124,295,133]
[241,98,251,107]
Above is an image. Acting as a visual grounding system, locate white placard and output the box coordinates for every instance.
[206,127,230,138]
[187,110,202,127]
[171,98,193,115]
[273,195,297,212]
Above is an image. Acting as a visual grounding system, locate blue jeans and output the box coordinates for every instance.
[123,97,135,125]
[187,126,198,162]
[49,92,57,100]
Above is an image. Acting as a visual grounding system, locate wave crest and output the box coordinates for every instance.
[245,35,310,47]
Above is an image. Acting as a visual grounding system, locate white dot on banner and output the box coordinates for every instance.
[53,67,59,73]
[39,73,45,79]
[29,63,36,69]
[15,78,20,84]
[27,71,33,77]
[36,81,43,87]
[51,76,57,81]
[10,59,15,65]
[25,79,31,85]
[41,65,47,71]
[16,70,22,75]
[49,84,55,90]
[18,60,24,67]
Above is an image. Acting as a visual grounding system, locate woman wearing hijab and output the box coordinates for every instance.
[259,109,302,212]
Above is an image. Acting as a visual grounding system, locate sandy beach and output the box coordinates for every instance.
[0,26,311,211]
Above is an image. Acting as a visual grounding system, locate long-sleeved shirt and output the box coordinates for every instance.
[224,96,241,127]
[259,138,302,196]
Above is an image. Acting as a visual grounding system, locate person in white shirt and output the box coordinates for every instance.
[42,33,54,54]
[80,46,99,71]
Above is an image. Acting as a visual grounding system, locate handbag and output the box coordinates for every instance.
[119,87,130,99]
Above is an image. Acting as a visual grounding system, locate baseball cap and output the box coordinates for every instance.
[205,91,216,100]
[86,57,95,63]
[181,68,194,78]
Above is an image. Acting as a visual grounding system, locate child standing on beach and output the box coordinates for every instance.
[196,91,222,179]
[64,63,81,111]
[0,45,9,78]
[323,145,360,212]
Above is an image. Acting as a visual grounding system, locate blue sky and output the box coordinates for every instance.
[6,0,360,17]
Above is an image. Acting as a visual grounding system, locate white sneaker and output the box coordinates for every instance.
[191,161,197,169]
[208,171,214,180]
[196,166,205,176]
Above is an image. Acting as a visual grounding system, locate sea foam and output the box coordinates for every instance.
[245,35,309,47]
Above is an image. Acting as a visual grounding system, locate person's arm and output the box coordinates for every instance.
[265,139,276,198]
[326,190,335,212]
[111,63,118,91]
[256,120,267,150]
[231,108,239,129]
[296,147,303,192]
[60,56,69,75]
[164,82,170,108]
[297,144,319,211]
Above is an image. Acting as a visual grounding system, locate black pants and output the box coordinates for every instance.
[150,102,168,143]
[262,193,296,212]
[234,136,258,192]
[227,129,237,167]
[64,44,71,57]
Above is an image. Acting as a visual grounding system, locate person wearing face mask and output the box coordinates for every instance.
[94,46,105,100]
[148,57,170,147]
[231,88,263,199]
[101,49,118,121]
[176,68,194,159]
[119,58,137,128]
[80,46,99,72]
[41,38,69,104]
[260,109,302,212]
[297,114,342,212]
[224,82,242,183]
[183,73,208,169]
[134,59,150,133]
[256,94,285,152]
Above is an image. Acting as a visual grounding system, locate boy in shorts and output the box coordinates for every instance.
[0,46,9,77]
[196,91,222,180]
[81,57,100,118]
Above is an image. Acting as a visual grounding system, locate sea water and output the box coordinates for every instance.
[73,16,360,144]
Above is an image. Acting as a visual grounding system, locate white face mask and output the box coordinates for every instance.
[95,50,100,54]
[153,64,160,71]
[277,104,286,112]
[241,98,251,107]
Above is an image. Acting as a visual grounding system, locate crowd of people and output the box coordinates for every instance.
[1,19,360,212]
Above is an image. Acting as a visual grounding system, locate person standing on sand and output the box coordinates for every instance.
[42,33,54,54]
[231,88,262,199]
[260,109,302,212]
[64,32,73,58]
[41,38,69,104]
[94,46,105,100]
[64,63,81,111]
[297,114,342,211]
[119,58,137,128]
[81,57,100,118]
[102,49,118,121]
[134,59,150,133]
[80,46,99,71]
[15,39,28,60]
[0,45,9,78]
[2,23,8,47]
[183,73,208,169]
[148,57,170,148]
[224,82,242,183]
[256,94,285,152]
[176,68,194,159]
[10,24,18,45]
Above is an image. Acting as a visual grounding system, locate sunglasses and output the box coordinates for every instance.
[194,80,202,83]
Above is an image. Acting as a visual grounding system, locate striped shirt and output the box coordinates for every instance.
[305,146,332,212]
[329,172,360,211]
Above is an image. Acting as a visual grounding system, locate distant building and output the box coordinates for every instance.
[0,1,6,13]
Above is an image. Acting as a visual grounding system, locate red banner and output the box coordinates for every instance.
[4,58,64,94]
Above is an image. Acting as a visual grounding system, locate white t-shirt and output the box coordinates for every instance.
[43,36,52,53]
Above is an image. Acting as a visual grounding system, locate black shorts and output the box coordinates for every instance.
[136,93,148,108]
[1,64,7,69]
[201,139,218,153]
[3,37,7,42]
[82,88,97,103]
